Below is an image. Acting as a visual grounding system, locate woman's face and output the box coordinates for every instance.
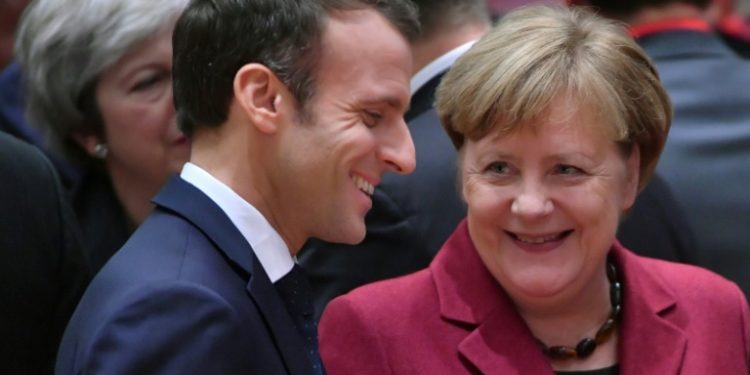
[461,98,639,305]
[95,29,189,193]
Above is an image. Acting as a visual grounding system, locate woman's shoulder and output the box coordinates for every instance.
[320,266,445,339]
[622,248,746,306]
[326,267,437,315]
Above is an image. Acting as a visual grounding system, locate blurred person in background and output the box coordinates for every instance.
[0,132,90,375]
[486,0,558,18]
[320,6,749,374]
[0,0,28,70]
[571,0,750,300]
[707,0,750,56]
[15,0,190,272]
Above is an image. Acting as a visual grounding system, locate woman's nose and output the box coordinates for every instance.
[511,184,553,219]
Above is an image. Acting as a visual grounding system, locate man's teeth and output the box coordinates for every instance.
[516,234,560,244]
[353,175,374,196]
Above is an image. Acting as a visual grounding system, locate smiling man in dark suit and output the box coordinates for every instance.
[300,0,491,320]
[55,1,418,374]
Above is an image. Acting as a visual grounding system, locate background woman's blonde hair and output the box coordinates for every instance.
[435,5,672,190]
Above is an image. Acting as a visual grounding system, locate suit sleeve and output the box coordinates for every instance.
[77,283,251,374]
[319,296,392,375]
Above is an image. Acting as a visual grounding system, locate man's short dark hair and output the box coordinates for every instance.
[173,0,419,137]
[410,0,489,39]
[585,0,711,19]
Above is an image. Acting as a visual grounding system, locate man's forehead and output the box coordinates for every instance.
[356,90,410,111]
[320,8,404,47]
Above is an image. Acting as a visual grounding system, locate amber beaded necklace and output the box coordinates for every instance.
[536,260,622,360]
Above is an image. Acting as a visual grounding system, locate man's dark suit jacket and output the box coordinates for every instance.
[639,29,750,297]
[0,132,90,374]
[299,72,466,319]
[56,177,317,374]
[618,175,696,263]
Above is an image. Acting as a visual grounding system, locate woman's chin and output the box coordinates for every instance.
[503,272,577,303]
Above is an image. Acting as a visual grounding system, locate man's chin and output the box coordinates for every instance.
[325,224,367,245]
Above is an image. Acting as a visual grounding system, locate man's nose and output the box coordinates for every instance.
[378,118,416,175]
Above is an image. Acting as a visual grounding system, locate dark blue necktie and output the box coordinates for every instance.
[274,264,325,375]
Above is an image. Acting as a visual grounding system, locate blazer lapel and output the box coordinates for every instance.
[433,221,554,374]
[458,308,554,375]
[154,176,314,375]
[613,244,687,375]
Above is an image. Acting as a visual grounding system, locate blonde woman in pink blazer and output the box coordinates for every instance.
[319,6,750,374]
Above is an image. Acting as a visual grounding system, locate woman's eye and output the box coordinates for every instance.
[486,161,510,174]
[555,164,583,175]
[132,73,166,92]
[362,110,382,128]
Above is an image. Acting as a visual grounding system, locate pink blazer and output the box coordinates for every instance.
[319,220,750,374]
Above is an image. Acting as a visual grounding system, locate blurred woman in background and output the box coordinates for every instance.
[15,0,190,271]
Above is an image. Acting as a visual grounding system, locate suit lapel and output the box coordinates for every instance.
[433,221,554,374]
[613,244,687,375]
[153,176,256,273]
[153,176,313,375]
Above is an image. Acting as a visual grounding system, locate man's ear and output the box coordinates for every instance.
[233,63,287,134]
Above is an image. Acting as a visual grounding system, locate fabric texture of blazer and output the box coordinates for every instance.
[640,29,750,298]
[320,220,750,375]
[0,132,91,375]
[56,176,318,375]
[299,71,466,319]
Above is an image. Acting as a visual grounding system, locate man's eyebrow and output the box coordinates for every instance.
[361,95,409,111]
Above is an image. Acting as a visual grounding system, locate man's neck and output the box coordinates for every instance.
[189,121,306,255]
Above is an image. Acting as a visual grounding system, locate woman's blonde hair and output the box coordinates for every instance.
[436,5,671,190]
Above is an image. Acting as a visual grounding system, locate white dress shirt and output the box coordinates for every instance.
[180,162,294,283]
[410,40,477,95]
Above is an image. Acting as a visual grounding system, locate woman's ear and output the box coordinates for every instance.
[72,132,105,158]
[622,146,641,210]
[233,63,288,134]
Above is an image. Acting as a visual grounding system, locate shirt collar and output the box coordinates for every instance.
[410,40,478,95]
[180,162,294,282]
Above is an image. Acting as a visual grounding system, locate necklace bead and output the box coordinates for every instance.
[537,258,622,360]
